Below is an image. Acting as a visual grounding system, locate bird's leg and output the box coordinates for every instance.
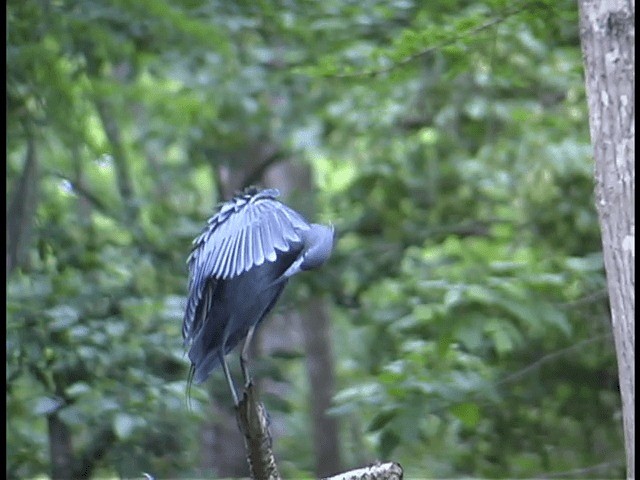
[219,351,239,406]
[240,325,256,388]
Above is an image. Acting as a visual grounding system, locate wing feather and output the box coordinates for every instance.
[211,234,228,277]
[220,228,236,279]
[244,221,254,274]
[261,220,277,262]
[183,276,215,345]
[266,208,289,251]
[277,205,308,242]
[252,220,265,266]
[236,221,247,276]
[227,223,242,278]
[183,188,313,343]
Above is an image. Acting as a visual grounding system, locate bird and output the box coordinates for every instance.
[182,186,334,405]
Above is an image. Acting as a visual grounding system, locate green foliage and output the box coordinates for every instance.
[7,0,624,478]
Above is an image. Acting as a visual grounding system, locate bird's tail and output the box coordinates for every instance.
[186,363,196,411]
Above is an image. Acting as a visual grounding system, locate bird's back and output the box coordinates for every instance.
[187,246,302,384]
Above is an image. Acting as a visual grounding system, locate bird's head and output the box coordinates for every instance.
[300,223,335,271]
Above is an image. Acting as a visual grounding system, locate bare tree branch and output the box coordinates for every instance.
[327,2,545,79]
[234,381,404,480]
[241,143,284,188]
[493,334,613,387]
[81,46,140,225]
[235,382,281,480]
[93,98,140,224]
[323,462,403,480]
[558,288,609,309]
[45,171,113,215]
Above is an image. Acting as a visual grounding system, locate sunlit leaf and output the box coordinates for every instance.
[450,402,481,428]
[33,397,64,415]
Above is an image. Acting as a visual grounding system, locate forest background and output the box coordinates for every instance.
[7,0,627,478]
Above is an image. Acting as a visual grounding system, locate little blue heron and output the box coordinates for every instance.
[182,187,334,405]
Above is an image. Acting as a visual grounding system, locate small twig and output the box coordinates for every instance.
[241,143,284,189]
[558,289,608,309]
[421,333,614,418]
[535,459,624,478]
[493,333,612,387]
[330,4,537,79]
[46,171,112,214]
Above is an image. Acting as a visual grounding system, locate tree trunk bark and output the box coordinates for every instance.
[266,161,343,477]
[578,2,635,478]
[48,413,74,480]
[301,297,342,477]
[7,126,38,275]
[204,151,342,476]
[199,142,286,477]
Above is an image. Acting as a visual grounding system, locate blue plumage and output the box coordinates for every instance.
[183,187,334,404]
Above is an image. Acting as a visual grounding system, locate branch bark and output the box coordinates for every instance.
[235,382,404,480]
[235,382,281,480]
[93,98,140,224]
[578,1,635,478]
[265,160,343,476]
[81,47,140,225]
[323,462,403,480]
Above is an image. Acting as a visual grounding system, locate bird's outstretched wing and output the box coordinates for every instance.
[182,188,310,345]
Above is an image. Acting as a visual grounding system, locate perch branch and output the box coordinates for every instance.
[235,382,281,480]
[323,461,404,480]
[233,379,403,480]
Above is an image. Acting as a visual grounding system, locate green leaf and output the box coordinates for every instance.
[65,382,91,398]
[45,305,80,331]
[33,396,64,415]
[450,402,481,428]
[113,413,138,440]
[488,323,514,355]
[368,408,399,432]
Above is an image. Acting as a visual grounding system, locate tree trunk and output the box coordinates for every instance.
[203,151,342,476]
[578,2,635,478]
[199,142,286,477]
[7,126,38,275]
[48,413,74,480]
[301,297,342,477]
[266,161,343,477]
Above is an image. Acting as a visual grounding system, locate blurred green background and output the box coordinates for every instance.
[6,0,624,478]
